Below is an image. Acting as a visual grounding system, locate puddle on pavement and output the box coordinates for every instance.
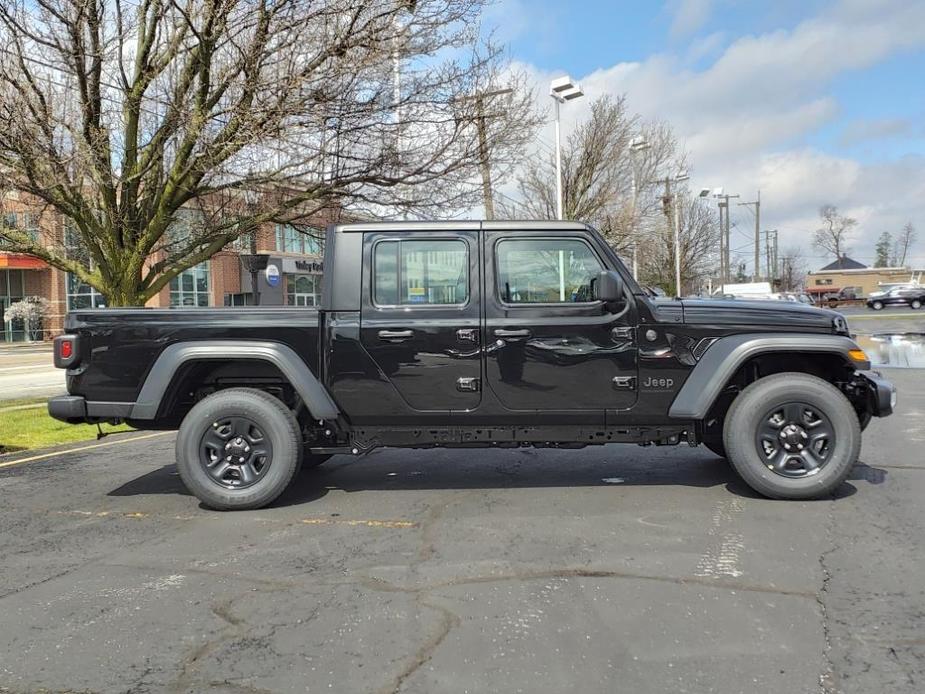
[854,333,925,368]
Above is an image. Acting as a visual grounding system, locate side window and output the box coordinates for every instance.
[373,239,468,306]
[496,238,603,304]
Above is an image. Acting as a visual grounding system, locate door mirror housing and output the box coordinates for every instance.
[595,270,625,302]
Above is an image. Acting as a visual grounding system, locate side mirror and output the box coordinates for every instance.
[595,270,625,302]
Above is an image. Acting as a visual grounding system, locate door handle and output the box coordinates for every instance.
[378,329,413,341]
[493,328,532,340]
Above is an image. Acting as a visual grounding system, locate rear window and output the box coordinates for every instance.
[373,239,468,306]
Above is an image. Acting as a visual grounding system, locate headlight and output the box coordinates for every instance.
[832,316,849,335]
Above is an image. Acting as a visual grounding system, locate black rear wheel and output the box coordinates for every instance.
[723,373,860,499]
[176,388,302,510]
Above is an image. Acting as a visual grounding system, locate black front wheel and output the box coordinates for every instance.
[911,299,922,310]
[723,374,860,499]
[870,301,884,311]
[176,388,303,510]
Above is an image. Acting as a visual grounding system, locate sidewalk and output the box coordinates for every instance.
[0,343,62,401]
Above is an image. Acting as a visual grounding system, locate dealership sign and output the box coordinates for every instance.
[265,263,281,287]
[281,258,324,274]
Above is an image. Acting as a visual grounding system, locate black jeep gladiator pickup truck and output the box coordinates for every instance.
[49,221,895,510]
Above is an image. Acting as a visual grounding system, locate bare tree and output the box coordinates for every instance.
[498,96,682,256]
[637,192,719,296]
[0,0,540,305]
[893,221,917,266]
[812,204,857,260]
[778,247,808,292]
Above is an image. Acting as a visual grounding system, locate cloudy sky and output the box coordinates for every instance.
[484,0,925,271]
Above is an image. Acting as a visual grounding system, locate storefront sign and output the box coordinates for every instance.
[282,258,324,274]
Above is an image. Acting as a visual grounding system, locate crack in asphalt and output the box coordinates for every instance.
[817,495,839,694]
[381,596,461,694]
[353,565,818,600]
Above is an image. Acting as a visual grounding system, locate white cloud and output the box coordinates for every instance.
[670,0,715,38]
[838,117,917,146]
[507,0,925,267]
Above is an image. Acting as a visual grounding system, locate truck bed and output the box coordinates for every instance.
[64,307,321,404]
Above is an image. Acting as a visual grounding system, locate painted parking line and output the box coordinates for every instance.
[0,431,174,470]
[55,509,418,529]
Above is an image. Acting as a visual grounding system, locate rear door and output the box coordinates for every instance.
[359,229,481,419]
[482,229,638,423]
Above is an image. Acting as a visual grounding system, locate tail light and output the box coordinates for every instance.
[54,335,79,369]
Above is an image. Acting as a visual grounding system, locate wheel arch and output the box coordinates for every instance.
[130,341,338,423]
[669,334,867,420]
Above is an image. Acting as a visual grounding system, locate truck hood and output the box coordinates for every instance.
[676,298,841,330]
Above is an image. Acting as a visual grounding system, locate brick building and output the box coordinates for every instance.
[1,196,330,342]
[805,255,925,299]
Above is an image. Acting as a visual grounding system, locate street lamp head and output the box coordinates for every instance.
[674,171,689,183]
[629,137,651,152]
[698,188,711,197]
[550,75,576,93]
[550,75,583,102]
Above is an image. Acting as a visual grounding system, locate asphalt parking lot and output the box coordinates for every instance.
[0,367,923,693]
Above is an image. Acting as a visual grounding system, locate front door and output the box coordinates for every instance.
[359,230,481,419]
[482,230,638,422]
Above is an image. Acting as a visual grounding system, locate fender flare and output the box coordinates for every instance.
[668,333,867,420]
[130,341,338,421]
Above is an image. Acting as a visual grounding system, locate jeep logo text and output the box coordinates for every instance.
[642,376,674,389]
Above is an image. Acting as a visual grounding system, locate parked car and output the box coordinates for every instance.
[867,287,925,310]
[49,220,895,509]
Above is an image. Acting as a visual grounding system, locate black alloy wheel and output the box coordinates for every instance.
[755,402,834,478]
[200,416,273,489]
[723,373,860,500]
[176,388,302,510]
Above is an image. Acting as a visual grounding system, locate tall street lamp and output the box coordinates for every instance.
[672,171,689,297]
[628,136,651,279]
[550,75,584,220]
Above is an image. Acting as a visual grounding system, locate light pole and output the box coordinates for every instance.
[550,76,584,220]
[672,171,689,298]
[629,137,651,279]
[653,171,689,297]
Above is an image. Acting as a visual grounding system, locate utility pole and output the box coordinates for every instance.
[738,190,760,280]
[772,229,780,282]
[763,229,778,285]
[653,171,689,297]
[717,201,725,291]
[456,88,513,220]
[716,193,739,286]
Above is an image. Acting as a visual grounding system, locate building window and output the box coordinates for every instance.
[275,224,323,255]
[373,239,468,306]
[286,274,321,306]
[1,269,27,342]
[66,274,106,310]
[225,292,254,306]
[814,278,833,286]
[3,212,39,242]
[170,263,210,306]
[496,238,603,304]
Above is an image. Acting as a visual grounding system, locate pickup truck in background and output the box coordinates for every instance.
[49,221,896,510]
